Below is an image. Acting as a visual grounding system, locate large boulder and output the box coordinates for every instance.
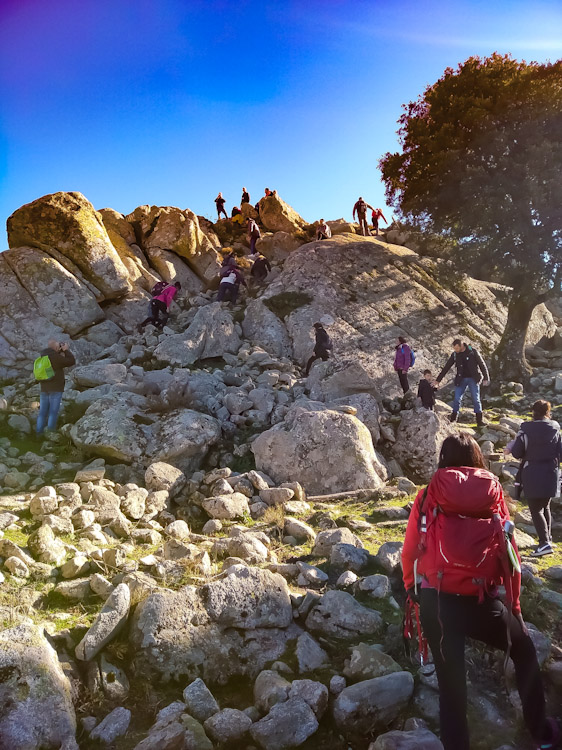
[130,566,295,683]
[255,231,303,262]
[127,205,221,283]
[0,254,63,377]
[242,299,293,358]
[98,207,159,290]
[71,393,220,468]
[392,407,456,482]
[252,407,385,494]
[154,303,242,366]
[143,246,204,294]
[104,288,153,334]
[7,191,131,299]
[332,672,415,737]
[4,246,104,335]
[258,194,307,234]
[0,623,78,750]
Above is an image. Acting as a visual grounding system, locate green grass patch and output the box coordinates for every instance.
[264,291,313,319]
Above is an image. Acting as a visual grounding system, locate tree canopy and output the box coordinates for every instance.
[380,54,562,380]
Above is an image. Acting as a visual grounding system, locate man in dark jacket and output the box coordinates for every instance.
[241,187,250,204]
[305,323,333,376]
[435,338,490,425]
[509,400,562,556]
[250,252,271,283]
[352,197,375,236]
[36,339,76,436]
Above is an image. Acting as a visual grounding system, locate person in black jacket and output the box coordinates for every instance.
[435,339,490,425]
[305,323,333,376]
[241,187,250,204]
[214,192,228,220]
[418,369,437,410]
[36,339,76,437]
[508,400,562,557]
[250,252,271,283]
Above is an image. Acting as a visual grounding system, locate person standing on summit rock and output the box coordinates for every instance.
[215,192,228,220]
[241,187,250,204]
[352,197,375,236]
[35,339,75,437]
[435,338,490,425]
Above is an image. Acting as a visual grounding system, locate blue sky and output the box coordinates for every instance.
[1,0,561,244]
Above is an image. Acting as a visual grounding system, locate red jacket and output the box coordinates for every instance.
[402,467,521,613]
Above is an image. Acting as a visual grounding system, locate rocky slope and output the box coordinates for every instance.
[0,190,561,750]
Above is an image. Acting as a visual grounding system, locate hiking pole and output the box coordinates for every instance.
[504,520,521,574]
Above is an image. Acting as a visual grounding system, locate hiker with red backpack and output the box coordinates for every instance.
[138,281,181,331]
[393,336,415,394]
[402,433,560,750]
[35,339,75,438]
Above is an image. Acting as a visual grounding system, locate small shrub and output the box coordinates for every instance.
[264,291,313,319]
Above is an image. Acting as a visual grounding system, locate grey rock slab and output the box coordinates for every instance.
[90,706,131,744]
[254,669,291,713]
[296,633,329,673]
[203,707,252,745]
[182,677,219,723]
[305,590,384,639]
[250,697,319,750]
[0,624,78,750]
[75,582,130,661]
[333,671,415,737]
[369,727,444,749]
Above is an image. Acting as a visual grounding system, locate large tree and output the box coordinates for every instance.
[380,53,562,383]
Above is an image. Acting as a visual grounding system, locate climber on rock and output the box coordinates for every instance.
[247,218,261,255]
[217,265,247,305]
[138,281,181,332]
[250,252,272,284]
[352,197,376,236]
[305,322,333,376]
[241,187,250,204]
[371,207,388,236]
[435,338,490,426]
[215,192,228,220]
[316,219,332,240]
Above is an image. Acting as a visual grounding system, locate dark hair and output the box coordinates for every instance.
[452,338,462,347]
[532,399,551,420]
[313,322,323,329]
[438,432,486,470]
[398,336,407,344]
[423,369,432,375]
[174,281,182,289]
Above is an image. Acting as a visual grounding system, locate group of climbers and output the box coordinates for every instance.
[352,197,387,237]
[215,187,277,222]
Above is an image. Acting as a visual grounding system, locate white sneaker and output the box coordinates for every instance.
[531,543,554,557]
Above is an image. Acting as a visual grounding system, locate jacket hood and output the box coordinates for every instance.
[429,466,503,516]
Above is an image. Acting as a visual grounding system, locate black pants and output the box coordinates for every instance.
[420,589,547,750]
[216,207,227,220]
[397,369,410,393]
[528,497,552,546]
[139,299,168,329]
[305,348,330,376]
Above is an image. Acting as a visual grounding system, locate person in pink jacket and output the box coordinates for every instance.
[138,282,181,331]
[393,336,412,393]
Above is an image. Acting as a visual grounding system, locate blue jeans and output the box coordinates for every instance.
[453,378,482,414]
[37,392,63,434]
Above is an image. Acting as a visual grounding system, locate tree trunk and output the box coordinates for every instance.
[490,292,537,385]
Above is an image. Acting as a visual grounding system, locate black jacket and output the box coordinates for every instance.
[437,346,489,385]
[250,257,271,278]
[314,327,332,354]
[418,379,436,408]
[40,347,75,393]
[511,418,562,499]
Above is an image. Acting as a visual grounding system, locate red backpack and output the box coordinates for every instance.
[414,485,515,607]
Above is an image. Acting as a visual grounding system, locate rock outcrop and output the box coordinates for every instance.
[258,193,307,234]
[7,191,131,300]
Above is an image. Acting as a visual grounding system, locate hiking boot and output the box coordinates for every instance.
[475,412,486,427]
[531,543,554,557]
[537,718,561,749]
[449,411,458,423]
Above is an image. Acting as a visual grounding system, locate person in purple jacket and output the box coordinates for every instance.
[393,336,413,394]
